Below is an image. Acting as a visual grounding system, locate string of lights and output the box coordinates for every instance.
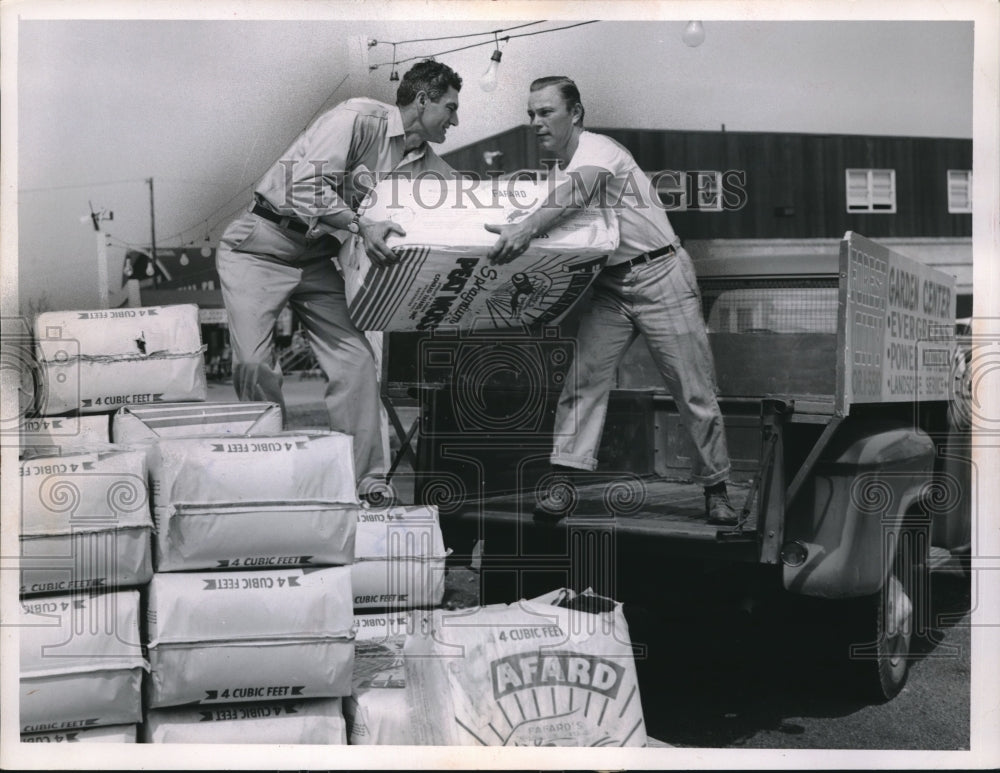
[368,20,600,72]
[374,20,545,47]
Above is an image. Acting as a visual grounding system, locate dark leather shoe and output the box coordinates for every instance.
[532,474,577,524]
[706,490,738,526]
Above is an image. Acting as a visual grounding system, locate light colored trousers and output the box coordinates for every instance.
[216,214,383,482]
[551,247,731,486]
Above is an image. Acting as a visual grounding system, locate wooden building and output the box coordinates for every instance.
[442,126,973,311]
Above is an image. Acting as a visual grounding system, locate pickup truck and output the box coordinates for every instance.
[404,231,968,703]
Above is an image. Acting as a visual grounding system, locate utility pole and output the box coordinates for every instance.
[147,177,158,286]
[85,200,114,308]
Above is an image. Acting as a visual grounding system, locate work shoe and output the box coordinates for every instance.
[705,488,738,526]
[532,473,578,524]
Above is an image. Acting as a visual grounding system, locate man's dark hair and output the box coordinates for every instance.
[396,60,463,106]
[530,75,585,125]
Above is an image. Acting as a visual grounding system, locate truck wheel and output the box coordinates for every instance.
[850,536,926,703]
[870,572,913,700]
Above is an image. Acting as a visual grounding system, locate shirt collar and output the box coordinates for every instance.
[388,104,405,138]
[390,105,432,166]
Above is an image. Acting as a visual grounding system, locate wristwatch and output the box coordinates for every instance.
[347,214,361,234]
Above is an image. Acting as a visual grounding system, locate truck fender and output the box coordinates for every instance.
[781,424,935,599]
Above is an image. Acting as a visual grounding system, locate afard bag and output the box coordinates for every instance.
[404,588,647,747]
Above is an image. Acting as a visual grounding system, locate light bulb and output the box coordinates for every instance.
[480,49,502,92]
[682,20,705,47]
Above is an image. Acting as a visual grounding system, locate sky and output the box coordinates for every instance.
[1,3,986,314]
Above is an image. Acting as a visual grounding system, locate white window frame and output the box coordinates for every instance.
[693,171,723,211]
[845,168,897,213]
[947,169,972,213]
[650,170,723,211]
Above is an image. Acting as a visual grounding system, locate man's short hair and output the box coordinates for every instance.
[397,60,463,106]
[530,76,585,124]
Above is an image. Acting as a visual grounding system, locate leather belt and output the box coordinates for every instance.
[620,243,678,270]
[250,201,309,235]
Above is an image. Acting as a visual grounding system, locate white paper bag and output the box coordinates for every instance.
[21,724,138,743]
[351,505,447,609]
[146,567,355,708]
[19,414,109,454]
[144,699,347,744]
[19,591,147,733]
[146,432,359,571]
[34,305,206,415]
[112,401,282,442]
[18,449,153,595]
[404,589,647,746]
[344,612,412,745]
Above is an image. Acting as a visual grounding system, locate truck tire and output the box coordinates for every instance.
[850,530,927,703]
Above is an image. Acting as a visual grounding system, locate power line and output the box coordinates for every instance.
[19,178,146,194]
[155,73,352,246]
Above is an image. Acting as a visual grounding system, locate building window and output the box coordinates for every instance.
[947,170,972,213]
[651,170,723,211]
[845,169,896,213]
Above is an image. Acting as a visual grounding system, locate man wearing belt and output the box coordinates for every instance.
[216,60,462,487]
[486,75,737,525]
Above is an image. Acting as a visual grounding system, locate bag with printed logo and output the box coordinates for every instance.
[404,588,647,747]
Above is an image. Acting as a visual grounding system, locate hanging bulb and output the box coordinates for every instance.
[682,20,705,47]
[480,49,502,92]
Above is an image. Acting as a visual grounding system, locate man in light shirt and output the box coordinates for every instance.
[216,60,462,490]
[486,76,737,526]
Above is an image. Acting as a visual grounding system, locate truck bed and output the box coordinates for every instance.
[445,477,760,606]
[465,477,756,539]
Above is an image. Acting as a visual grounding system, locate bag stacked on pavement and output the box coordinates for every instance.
[144,566,356,710]
[33,304,206,416]
[142,699,347,744]
[343,612,412,745]
[352,505,448,610]
[19,591,147,735]
[18,447,153,597]
[404,588,647,747]
[146,431,359,572]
